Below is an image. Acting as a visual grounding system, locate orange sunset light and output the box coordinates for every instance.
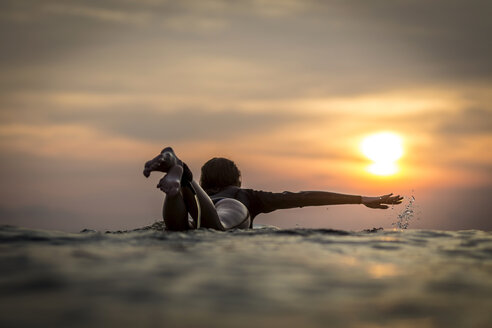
[361,132,404,176]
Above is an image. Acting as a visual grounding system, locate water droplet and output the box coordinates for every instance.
[392,194,416,229]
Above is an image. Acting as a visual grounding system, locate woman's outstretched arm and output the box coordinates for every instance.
[246,190,403,216]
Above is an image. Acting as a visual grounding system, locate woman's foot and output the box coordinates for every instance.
[143,147,193,192]
[143,147,180,177]
[157,165,183,196]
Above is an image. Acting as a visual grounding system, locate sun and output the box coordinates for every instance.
[360,132,403,176]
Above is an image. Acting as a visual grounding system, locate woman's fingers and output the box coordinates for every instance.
[377,194,404,205]
[363,194,404,209]
[391,195,403,203]
[386,195,403,204]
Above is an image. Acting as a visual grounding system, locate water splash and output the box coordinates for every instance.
[392,195,415,229]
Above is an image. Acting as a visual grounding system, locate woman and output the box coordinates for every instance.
[143,147,403,231]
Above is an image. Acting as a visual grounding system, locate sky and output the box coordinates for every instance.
[0,0,491,232]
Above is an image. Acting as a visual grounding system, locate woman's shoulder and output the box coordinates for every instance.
[209,185,242,198]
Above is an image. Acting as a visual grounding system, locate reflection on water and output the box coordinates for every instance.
[0,225,491,328]
[367,263,401,278]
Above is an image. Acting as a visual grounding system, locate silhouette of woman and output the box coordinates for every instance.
[143,147,403,231]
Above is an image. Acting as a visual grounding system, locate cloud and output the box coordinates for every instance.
[69,107,318,142]
[2,0,490,97]
[0,123,154,161]
[437,108,492,136]
[0,93,320,142]
[330,0,492,80]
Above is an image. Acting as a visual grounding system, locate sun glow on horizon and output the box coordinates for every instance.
[361,132,404,176]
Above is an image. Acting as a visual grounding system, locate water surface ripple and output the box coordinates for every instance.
[1,225,491,328]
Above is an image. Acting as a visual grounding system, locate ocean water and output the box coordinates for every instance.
[0,224,491,328]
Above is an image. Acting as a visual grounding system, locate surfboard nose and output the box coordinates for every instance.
[214,198,251,230]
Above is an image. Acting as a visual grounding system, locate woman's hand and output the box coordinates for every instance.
[361,193,403,209]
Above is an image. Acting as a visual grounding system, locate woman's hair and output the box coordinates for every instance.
[200,157,241,194]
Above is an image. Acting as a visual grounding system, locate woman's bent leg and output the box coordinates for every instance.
[157,172,224,231]
[162,191,190,231]
[163,181,249,231]
[145,146,224,231]
[178,181,250,231]
[181,181,225,231]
